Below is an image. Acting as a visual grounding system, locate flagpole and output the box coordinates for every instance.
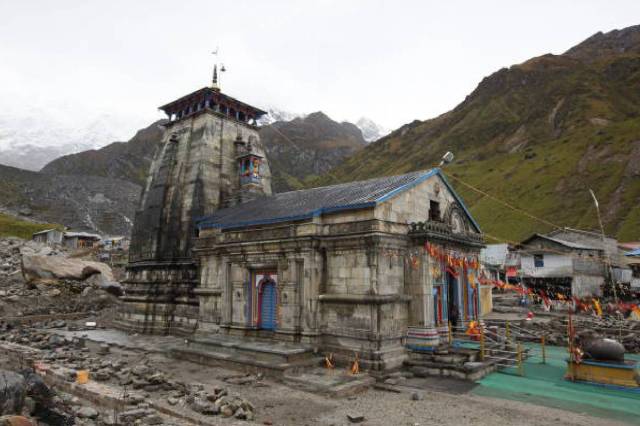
[589,189,618,305]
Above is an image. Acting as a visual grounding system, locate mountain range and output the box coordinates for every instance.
[0,112,370,233]
[260,111,368,191]
[38,112,369,194]
[1,25,639,242]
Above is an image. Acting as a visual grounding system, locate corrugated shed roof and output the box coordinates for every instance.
[32,228,59,235]
[64,232,102,240]
[197,168,481,231]
[521,234,600,250]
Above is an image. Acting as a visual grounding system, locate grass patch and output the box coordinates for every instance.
[0,213,61,240]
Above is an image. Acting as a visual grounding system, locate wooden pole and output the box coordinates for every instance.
[448,321,453,345]
[517,343,524,376]
[567,313,574,381]
[506,321,511,341]
[480,327,485,361]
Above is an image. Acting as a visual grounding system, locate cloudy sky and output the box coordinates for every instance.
[1,0,639,141]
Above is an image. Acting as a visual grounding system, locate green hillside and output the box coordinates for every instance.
[0,213,60,240]
[314,26,640,243]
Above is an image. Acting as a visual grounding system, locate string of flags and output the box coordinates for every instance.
[479,276,640,317]
[424,242,479,270]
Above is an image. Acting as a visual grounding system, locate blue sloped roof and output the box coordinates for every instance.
[197,168,481,232]
[625,248,640,257]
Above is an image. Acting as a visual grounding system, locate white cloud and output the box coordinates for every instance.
[1,0,639,144]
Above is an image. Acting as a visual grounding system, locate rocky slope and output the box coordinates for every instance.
[260,111,367,192]
[40,120,165,186]
[0,164,140,236]
[314,25,640,242]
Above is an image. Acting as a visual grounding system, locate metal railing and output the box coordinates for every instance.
[445,320,563,376]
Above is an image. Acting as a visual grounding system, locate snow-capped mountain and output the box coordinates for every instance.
[257,107,305,126]
[257,108,390,144]
[355,117,390,142]
[0,108,150,171]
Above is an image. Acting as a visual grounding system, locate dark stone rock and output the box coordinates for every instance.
[347,413,365,423]
[0,370,25,415]
[142,414,163,425]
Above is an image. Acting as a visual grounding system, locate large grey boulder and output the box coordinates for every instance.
[83,273,123,296]
[0,370,26,415]
[21,254,114,285]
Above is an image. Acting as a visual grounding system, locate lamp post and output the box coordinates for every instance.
[589,188,618,304]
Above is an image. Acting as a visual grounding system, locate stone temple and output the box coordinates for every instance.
[119,70,485,371]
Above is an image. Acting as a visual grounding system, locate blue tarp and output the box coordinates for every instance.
[625,248,640,257]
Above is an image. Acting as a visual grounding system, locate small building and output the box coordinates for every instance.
[102,237,130,251]
[547,228,631,287]
[480,244,510,283]
[517,228,633,299]
[625,248,640,294]
[32,229,64,246]
[479,243,520,314]
[63,232,102,249]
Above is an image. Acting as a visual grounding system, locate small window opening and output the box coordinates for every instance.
[429,200,441,221]
[534,254,544,268]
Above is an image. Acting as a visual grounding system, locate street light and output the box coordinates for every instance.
[439,151,455,167]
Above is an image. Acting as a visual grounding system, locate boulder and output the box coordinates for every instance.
[75,406,99,419]
[0,416,35,426]
[21,254,114,285]
[0,371,25,416]
[83,273,123,296]
[20,370,52,408]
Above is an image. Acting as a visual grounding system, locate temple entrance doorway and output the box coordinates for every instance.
[256,272,277,331]
[446,270,460,326]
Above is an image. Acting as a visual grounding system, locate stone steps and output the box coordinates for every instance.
[168,336,320,377]
[404,346,495,381]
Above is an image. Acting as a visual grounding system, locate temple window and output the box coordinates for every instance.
[429,200,441,222]
[238,154,263,185]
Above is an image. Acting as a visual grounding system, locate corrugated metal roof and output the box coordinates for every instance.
[32,228,59,235]
[64,232,102,240]
[198,169,441,230]
[521,234,600,250]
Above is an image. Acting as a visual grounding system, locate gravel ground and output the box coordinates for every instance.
[314,389,630,426]
[144,353,630,426]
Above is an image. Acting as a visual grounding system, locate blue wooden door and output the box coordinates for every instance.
[260,282,277,330]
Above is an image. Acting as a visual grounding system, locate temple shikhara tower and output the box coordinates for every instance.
[120,65,484,371]
[120,66,272,333]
